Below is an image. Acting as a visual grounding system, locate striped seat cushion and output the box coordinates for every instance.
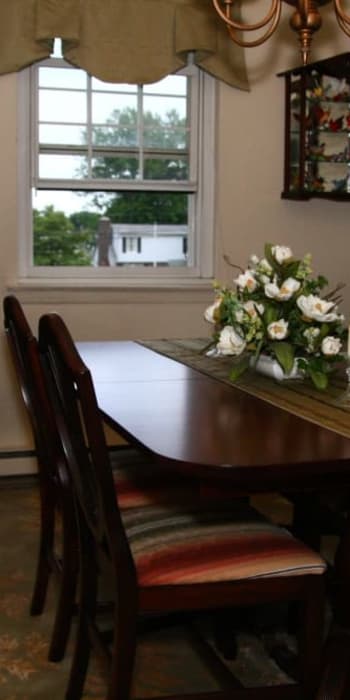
[110,447,248,509]
[121,504,326,586]
[111,449,199,509]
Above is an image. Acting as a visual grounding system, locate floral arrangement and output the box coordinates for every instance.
[204,243,347,390]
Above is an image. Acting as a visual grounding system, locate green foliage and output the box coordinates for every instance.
[271,341,295,373]
[105,192,187,225]
[229,355,250,381]
[33,206,96,266]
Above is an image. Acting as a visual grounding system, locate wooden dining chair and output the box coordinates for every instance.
[2,295,200,663]
[39,310,328,700]
[3,294,79,663]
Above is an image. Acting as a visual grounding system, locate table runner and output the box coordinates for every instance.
[139,338,350,439]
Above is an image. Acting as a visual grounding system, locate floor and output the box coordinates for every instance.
[0,479,336,699]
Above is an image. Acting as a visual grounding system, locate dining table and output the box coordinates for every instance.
[78,336,350,700]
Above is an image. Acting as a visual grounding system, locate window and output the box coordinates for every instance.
[122,237,141,254]
[18,48,216,285]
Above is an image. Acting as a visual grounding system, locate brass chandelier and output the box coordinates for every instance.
[212,0,350,65]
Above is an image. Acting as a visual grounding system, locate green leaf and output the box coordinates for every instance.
[271,341,295,373]
[263,303,279,326]
[309,369,328,390]
[229,356,250,382]
[284,260,300,279]
[264,243,279,273]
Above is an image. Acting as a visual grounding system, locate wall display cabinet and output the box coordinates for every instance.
[278,53,350,200]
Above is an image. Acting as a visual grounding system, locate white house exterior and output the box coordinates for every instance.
[99,223,188,267]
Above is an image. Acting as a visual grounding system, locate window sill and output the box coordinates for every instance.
[6,276,214,304]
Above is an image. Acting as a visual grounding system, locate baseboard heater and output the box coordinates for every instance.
[0,449,37,477]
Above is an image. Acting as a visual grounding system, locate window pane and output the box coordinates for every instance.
[39,124,87,145]
[143,127,188,150]
[91,156,139,179]
[39,89,87,123]
[144,157,188,180]
[39,66,87,90]
[144,75,187,96]
[92,125,138,147]
[32,190,190,268]
[143,95,187,121]
[91,78,137,93]
[92,92,137,123]
[39,154,88,179]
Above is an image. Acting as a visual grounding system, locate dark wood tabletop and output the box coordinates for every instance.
[77,340,350,492]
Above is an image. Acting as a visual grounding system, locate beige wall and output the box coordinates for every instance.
[0,9,349,470]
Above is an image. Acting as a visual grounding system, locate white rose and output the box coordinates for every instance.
[243,300,264,318]
[321,336,342,356]
[264,281,280,299]
[271,245,293,264]
[216,326,246,356]
[204,298,222,324]
[267,319,289,340]
[264,277,300,301]
[234,270,257,292]
[297,294,340,323]
[279,277,300,299]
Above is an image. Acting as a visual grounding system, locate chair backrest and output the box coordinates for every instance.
[3,295,61,482]
[38,312,136,587]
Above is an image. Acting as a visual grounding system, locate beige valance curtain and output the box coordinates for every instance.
[0,0,249,90]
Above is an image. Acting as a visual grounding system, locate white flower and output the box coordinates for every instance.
[264,277,300,301]
[204,298,222,324]
[321,336,342,356]
[234,270,257,292]
[216,326,246,356]
[267,319,289,340]
[264,281,279,299]
[303,327,320,352]
[249,254,259,265]
[297,295,341,323]
[243,300,264,318]
[271,245,293,264]
[258,258,273,275]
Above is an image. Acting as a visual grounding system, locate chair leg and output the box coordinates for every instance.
[316,624,350,700]
[65,523,97,700]
[297,579,325,699]
[65,611,91,700]
[30,485,55,616]
[107,591,138,700]
[49,500,79,662]
[333,513,350,627]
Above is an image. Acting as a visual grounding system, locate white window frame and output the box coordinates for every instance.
[17,58,216,289]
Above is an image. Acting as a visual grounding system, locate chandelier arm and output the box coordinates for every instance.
[212,0,280,32]
[334,0,350,35]
[227,5,282,46]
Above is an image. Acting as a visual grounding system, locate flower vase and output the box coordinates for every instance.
[250,354,303,381]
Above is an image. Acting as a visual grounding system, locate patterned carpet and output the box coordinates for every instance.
[0,480,316,699]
